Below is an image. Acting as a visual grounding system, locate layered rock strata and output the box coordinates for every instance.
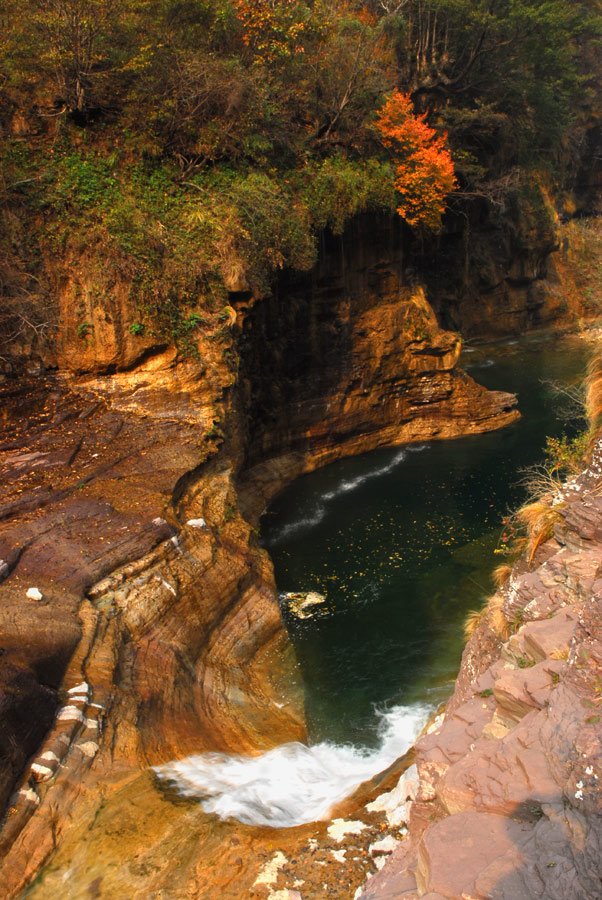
[0,216,519,898]
[0,349,304,897]
[358,440,602,900]
[236,220,518,513]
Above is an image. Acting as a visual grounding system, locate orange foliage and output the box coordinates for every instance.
[234,0,310,59]
[375,91,456,230]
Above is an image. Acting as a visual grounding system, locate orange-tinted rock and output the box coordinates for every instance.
[0,219,521,898]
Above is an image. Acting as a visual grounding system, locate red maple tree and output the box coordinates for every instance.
[375,91,456,231]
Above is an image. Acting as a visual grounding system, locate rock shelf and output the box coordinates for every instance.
[358,441,602,900]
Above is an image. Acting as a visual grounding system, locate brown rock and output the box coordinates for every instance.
[416,811,532,897]
[522,609,577,662]
[493,659,566,722]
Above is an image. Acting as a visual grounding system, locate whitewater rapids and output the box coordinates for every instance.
[154,702,431,828]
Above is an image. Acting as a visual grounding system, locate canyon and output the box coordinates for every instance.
[359,431,602,900]
[0,208,599,899]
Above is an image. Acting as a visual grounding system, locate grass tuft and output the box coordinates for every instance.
[493,564,512,587]
[586,349,602,446]
[463,607,485,640]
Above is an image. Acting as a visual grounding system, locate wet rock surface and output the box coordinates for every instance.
[357,440,602,900]
[0,233,521,899]
[0,349,305,898]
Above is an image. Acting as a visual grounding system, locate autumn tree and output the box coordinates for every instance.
[27,0,127,114]
[233,0,314,61]
[375,90,456,230]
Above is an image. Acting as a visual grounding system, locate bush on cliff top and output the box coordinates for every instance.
[0,0,600,350]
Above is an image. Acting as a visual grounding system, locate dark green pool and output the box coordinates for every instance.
[261,336,587,748]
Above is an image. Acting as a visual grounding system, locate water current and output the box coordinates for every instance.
[157,335,587,827]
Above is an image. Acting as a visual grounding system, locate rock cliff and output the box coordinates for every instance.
[357,440,602,900]
[0,214,519,898]
[236,217,519,513]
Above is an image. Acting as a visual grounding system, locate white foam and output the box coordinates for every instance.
[266,506,327,545]
[266,448,415,547]
[155,702,431,828]
[322,449,407,502]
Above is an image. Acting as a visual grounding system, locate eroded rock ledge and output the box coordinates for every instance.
[0,220,518,898]
[358,440,602,900]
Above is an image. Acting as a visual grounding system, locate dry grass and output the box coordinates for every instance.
[487,594,513,641]
[464,593,513,644]
[493,564,512,587]
[516,500,563,563]
[463,607,485,641]
[548,646,570,660]
[518,464,563,502]
[585,349,602,447]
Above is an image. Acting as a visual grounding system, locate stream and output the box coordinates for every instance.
[158,335,587,827]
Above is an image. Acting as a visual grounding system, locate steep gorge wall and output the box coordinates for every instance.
[236,214,519,514]
[358,442,602,900]
[0,208,577,898]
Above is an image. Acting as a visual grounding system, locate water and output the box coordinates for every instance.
[158,335,586,826]
[261,336,586,746]
[156,702,431,827]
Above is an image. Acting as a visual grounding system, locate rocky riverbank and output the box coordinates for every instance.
[0,228,518,900]
[356,437,602,900]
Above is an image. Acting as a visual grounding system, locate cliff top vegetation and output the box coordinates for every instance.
[0,0,600,355]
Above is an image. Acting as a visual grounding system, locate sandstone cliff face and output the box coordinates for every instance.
[0,212,520,897]
[0,346,304,897]
[358,441,602,900]
[237,217,518,514]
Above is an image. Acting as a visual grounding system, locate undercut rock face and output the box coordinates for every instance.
[0,215,519,899]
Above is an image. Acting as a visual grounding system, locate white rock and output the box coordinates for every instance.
[369,836,399,857]
[57,706,84,722]
[269,892,302,900]
[26,587,43,601]
[374,857,387,871]
[67,682,89,695]
[254,852,287,887]
[162,579,177,596]
[327,818,368,842]
[330,849,347,863]
[78,741,99,759]
[153,517,168,526]
[85,718,99,729]
[0,559,9,579]
[187,518,208,529]
[366,763,418,825]
[353,888,364,900]
[39,751,60,764]
[18,788,40,806]
[70,695,88,705]
[31,763,54,781]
